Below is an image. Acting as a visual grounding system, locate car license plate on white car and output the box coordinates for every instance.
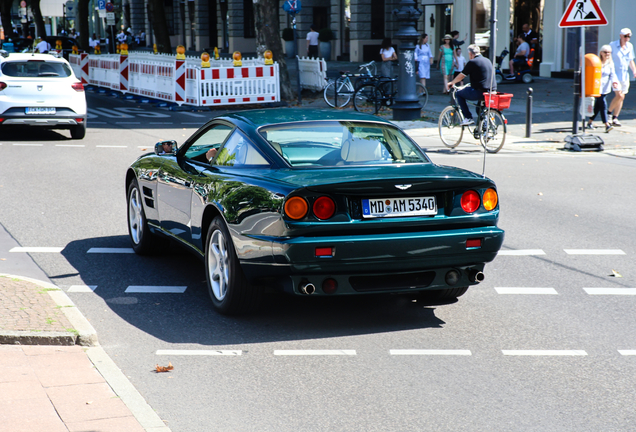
[25,107,56,115]
[362,196,437,218]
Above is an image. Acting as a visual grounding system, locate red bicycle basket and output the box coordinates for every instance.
[483,92,513,110]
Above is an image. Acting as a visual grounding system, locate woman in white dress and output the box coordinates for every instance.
[414,34,433,88]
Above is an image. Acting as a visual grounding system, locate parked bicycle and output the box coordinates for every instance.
[353,77,428,114]
[323,61,377,108]
[438,86,511,153]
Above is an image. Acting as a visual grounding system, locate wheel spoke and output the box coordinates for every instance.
[208,230,230,301]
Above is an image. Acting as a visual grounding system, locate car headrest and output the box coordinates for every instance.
[341,138,381,162]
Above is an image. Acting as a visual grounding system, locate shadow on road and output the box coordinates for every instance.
[60,236,448,346]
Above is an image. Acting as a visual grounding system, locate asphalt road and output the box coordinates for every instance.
[1,92,635,431]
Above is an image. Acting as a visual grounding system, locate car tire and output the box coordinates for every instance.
[70,123,86,140]
[127,179,162,255]
[205,216,261,315]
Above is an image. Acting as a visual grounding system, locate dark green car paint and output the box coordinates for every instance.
[127,109,504,296]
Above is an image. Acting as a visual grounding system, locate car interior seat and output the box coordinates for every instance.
[341,137,381,163]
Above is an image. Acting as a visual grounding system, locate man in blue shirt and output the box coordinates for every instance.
[608,28,636,126]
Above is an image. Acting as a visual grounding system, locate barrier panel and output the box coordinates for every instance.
[297,56,328,91]
[69,53,280,107]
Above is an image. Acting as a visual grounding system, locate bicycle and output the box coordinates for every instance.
[323,61,377,108]
[353,77,428,114]
[438,86,511,153]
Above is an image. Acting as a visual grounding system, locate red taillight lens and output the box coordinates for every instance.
[313,196,336,220]
[71,82,84,92]
[0,82,6,91]
[461,190,481,213]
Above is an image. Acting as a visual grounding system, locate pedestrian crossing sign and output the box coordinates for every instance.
[559,0,608,27]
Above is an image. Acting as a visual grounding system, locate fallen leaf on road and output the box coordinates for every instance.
[538,192,543,196]
[155,362,174,373]
[610,269,623,278]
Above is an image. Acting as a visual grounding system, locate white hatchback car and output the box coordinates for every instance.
[0,52,87,139]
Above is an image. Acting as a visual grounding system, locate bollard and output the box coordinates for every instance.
[572,70,580,135]
[525,87,533,138]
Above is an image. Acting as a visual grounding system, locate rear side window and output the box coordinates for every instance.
[1,61,72,78]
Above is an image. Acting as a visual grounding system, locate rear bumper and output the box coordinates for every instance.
[1,116,86,127]
[243,226,505,295]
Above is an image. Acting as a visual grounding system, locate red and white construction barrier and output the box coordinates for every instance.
[69,53,280,107]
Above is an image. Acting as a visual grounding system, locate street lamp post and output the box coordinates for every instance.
[392,0,422,121]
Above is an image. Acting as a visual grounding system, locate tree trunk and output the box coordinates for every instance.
[28,0,46,38]
[0,0,15,41]
[253,0,293,101]
[147,0,172,53]
[77,0,89,51]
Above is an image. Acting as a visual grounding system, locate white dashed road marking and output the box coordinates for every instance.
[583,288,636,295]
[495,287,558,295]
[390,349,472,356]
[618,350,636,356]
[497,249,546,256]
[156,350,242,356]
[125,286,188,293]
[87,247,135,253]
[502,350,587,356]
[12,143,43,147]
[564,249,625,255]
[67,285,97,292]
[10,247,63,253]
[274,350,356,356]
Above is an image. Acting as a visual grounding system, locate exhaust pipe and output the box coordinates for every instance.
[299,281,316,295]
[469,270,485,283]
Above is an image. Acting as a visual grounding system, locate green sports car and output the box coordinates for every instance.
[125,108,504,315]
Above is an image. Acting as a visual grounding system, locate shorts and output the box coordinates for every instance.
[617,79,630,94]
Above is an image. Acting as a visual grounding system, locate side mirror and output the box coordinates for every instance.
[155,140,177,156]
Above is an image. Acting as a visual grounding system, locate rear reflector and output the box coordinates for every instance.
[466,239,482,249]
[0,82,6,91]
[322,278,338,294]
[315,247,333,257]
[0,118,4,123]
[71,82,84,92]
[75,118,84,123]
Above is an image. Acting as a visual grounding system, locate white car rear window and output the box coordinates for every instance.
[1,61,72,78]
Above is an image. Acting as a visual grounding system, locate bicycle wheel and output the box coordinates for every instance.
[438,106,464,148]
[415,83,429,109]
[353,84,381,114]
[479,110,506,153]
[324,78,353,108]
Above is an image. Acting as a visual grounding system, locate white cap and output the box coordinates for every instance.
[620,28,632,36]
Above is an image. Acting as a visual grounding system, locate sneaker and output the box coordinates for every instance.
[606,124,614,133]
[460,118,474,126]
[612,118,622,126]
[586,122,595,130]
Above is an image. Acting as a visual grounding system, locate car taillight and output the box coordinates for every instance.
[313,196,336,220]
[461,190,480,213]
[0,82,6,91]
[71,82,84,92]
[284,196,308,220]
[483,188,498,211]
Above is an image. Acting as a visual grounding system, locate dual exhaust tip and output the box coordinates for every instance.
[299,270,483,295]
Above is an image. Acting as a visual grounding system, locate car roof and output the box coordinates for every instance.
[0,53,68,64]
[214,108,394,134]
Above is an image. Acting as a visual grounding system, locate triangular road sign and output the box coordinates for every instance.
[559,0,608,27]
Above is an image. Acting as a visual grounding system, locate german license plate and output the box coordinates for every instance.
[25,107,56,115]
[362,196,437,218]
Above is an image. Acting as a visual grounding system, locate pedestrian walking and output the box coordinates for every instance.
[453,47,466,85]
[437,34,454,93]
[450,30,467,49]
[415,33,433,87]
[587,45,619,133]
[306,25,319,58]
[380,38,397,77]
[608,28,636,126]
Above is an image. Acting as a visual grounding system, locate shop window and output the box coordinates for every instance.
[371,0,385,40]
[243,0,255,38]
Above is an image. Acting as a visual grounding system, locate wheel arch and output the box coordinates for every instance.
[201,203,225,252]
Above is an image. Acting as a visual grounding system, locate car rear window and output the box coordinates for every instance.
[259,121,430,167]
[1,61,72,78]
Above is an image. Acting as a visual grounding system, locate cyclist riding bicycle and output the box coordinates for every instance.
[445,44,497,126]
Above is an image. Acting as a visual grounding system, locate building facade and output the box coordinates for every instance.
[103,0,634,77]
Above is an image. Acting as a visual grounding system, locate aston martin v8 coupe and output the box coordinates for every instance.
[125,109,504,315]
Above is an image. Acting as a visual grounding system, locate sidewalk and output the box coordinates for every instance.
[0,223,170,432]
[284,58,636,156]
